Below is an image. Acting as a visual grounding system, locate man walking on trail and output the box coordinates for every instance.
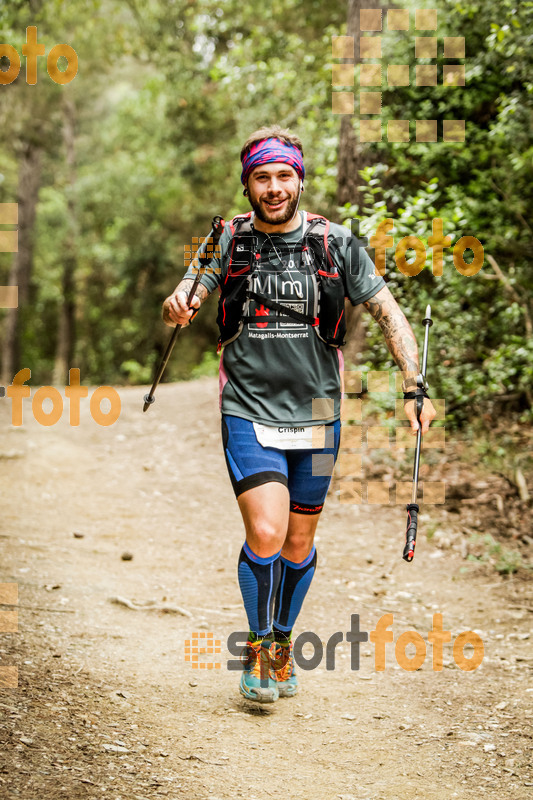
[163,125,436,703]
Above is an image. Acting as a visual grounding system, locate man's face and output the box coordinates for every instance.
[246,162,301,226]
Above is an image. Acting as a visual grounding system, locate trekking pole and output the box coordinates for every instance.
[402,304,433,562]
[143,215,225,413]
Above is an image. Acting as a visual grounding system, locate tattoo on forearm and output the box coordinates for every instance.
[177,279,210,303]
[363,287,419,377]
[363,294,386,324]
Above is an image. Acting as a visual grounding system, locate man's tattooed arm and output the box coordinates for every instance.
[362,285,419,388]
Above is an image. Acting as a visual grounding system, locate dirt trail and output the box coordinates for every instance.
[0,378,531,800]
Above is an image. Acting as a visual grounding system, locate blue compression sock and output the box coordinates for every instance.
[273,546,317,634]
[238,542,282,638]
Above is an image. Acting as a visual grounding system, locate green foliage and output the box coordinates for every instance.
[466,533,527,575]
[191,348,221,379]
[342,165,532,427]
[338,0,533,426]
[461,419,533,485]
[120,358,155,385]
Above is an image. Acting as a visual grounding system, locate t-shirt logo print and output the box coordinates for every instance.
[254,304,270,328]
[249,244,310,335]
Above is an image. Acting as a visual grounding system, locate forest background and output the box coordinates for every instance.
[0,0,531,450]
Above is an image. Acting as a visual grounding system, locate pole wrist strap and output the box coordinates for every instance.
[403,387,429,401]
[403,372,429,401]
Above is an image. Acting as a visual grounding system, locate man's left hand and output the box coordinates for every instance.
[404,397,437,435]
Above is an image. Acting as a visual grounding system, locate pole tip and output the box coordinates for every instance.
[143,393,155,413]
[425,304,431,318]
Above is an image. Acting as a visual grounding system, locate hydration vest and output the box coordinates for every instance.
[216,212,347,350]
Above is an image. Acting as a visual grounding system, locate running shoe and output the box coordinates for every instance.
[239,639,279,703]
[272,641,298,697]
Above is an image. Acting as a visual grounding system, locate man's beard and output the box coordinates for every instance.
[248,191,300,226]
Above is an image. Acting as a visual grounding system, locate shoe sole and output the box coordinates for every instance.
[239,685,279,703]
[277,682,298,698]
[239,674,279,703]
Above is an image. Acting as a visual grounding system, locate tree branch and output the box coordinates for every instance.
[485,254,532,337]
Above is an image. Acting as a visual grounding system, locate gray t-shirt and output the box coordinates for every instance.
[184,211,385,426]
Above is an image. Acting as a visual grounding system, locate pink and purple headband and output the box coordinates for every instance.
[240,138,305,185]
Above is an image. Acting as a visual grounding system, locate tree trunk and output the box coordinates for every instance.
[53,96,77,386]
[338,0,382,368]
[1,143,42,385]
[337,0,382,209]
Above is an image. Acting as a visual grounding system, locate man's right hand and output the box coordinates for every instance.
[163,291,201,327]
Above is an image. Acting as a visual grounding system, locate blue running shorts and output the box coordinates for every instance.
[221,414,341,515]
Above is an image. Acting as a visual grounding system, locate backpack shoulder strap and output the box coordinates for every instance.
[228,211,253,237]
[302,214,336,273]
[226,212,256,277]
